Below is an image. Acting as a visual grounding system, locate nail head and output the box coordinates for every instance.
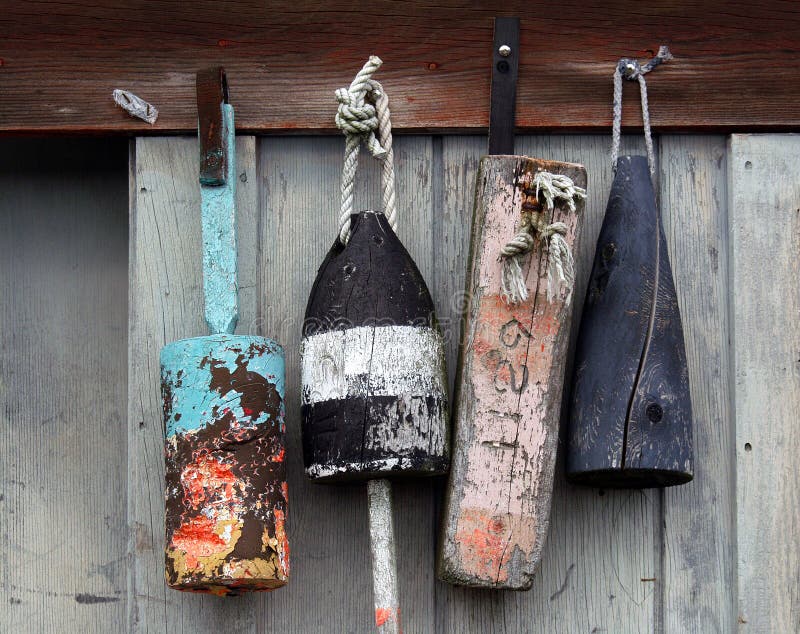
[498,45,512,57]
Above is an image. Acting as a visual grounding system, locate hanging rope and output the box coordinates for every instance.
[611,45,672,176]
[500,171,586,305]
[335,56,397,244]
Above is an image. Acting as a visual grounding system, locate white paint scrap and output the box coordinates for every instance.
[112,89,158,124]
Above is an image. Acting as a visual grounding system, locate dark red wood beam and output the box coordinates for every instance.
[1,1,798,134]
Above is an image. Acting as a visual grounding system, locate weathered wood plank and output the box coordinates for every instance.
[128,136,263,630]
[730,134,800,632]
[435,135,659,632]
[0,139,128,632]
[2,1,799,133]
[439,156,586,589]
[256,136,437,633]
[659,135,736,633]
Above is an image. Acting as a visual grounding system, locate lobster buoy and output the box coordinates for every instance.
[301,210,449,481]
[567,49,693,488]
[161,68,289,594]
[300,57,448,633]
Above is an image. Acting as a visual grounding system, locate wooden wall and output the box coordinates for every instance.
[3,1,799,133]
[0,139,129,632]
[1,134,798,632]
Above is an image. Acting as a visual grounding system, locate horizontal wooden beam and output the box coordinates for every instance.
[1,1,798,134]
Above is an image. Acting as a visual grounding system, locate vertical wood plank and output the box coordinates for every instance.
[730,134,800,633]
[434,135,660,633]
[257,135,436,633]
[0,139,128,633]
[659,136,736,633]
[128,136,261,632]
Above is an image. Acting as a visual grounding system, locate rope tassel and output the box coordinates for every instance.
[500,171,586,305]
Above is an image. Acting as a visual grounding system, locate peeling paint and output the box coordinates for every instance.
[161,334,288,594]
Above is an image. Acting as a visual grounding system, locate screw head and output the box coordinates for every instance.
[498,45,512,57]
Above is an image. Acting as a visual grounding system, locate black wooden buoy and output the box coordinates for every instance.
[567,155,693,488]
[303,57,449,631]
[567,48,693,489]
[301,210,449,482]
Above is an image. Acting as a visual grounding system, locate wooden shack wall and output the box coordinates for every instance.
[1,133,797,633]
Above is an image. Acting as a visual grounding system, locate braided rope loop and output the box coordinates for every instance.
[335,56,398,244]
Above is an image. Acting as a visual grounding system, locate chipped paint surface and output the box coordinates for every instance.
[301,325,446,404]
[439,156,585,589]
[201,103,239,335]
[375,607,401,630]
[161,334,288,594]
[162,334,285,436]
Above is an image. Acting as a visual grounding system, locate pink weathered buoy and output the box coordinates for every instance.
[438,19,587,589]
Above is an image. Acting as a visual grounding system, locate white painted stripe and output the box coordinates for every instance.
[300,325,446,405]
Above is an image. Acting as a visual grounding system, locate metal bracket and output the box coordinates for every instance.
[197,67,230,186]
[488,17,520,156]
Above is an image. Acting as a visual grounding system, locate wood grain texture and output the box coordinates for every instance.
[659,135,736,634]
[2,1,800,134]
[439,156,586,589]
[729,134,800,633]
[128,136,264,630]
[1,131,795,631]
[0,139,128,632]
[435,135,660,632]
[115,131,790,631]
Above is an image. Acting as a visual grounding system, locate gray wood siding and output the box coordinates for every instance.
[2,133,798,632]
[0,140,129,633]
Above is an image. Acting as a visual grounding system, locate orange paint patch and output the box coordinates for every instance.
[454,508,512,582]
[496,364,511,383]
[472,338,492,356]
[273,508,290,576]
[270,447,285,462]
[171,516,228,565]
[375,606,399,627]
[489,518,505,532]
[181,455,238,510]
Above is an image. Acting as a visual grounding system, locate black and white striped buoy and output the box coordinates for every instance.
[299,57,449,633]
[301,209,449,482]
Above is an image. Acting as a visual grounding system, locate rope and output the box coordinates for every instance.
[335,56,397,244]
[611,45,672,176]
[500,171,586,305]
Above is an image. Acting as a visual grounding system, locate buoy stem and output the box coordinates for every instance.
[199,96,239,336]
[367,478,401,633]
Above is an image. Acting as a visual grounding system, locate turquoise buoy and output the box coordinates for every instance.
[160,68,289,595]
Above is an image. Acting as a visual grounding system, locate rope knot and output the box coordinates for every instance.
[334,87,386,160]
[500,171,585,305]
[336,57,398,244]
[539,221,568,240]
